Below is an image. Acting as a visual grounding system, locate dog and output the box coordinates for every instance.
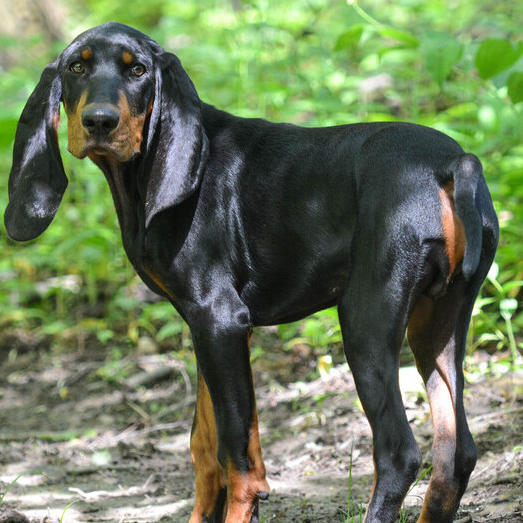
[4,22,498,522]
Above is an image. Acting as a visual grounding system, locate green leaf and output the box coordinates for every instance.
[334,24,364,51]
[378,27,419,48]
[475,38,520,79]
[420,32,463,87]
[507,71,523,103]
[157,321,184,341]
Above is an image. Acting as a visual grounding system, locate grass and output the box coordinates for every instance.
[342,444,364,522]
[0,472,80,522]
[398,464,433,522]
[60,499,80,522]
[0,473,28,505]
[340,448,434,522]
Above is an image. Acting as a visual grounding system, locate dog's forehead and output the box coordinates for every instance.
[74,22,149,44]
[62,22,160,61]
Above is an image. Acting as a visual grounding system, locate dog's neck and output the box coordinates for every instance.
[88,153,146,261]
[87,151,198,283]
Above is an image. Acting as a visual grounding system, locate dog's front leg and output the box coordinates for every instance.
[189,370,227,522]
[188,298,269,523]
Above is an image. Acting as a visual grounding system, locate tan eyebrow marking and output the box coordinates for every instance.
[122,51,134,64]
[81,47,92,60]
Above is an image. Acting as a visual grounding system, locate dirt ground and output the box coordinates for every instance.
[0,331,521,523]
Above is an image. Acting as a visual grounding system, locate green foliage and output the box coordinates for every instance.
[475,39,521,80]
[420,32,463,87]
[507,72,523,104]
[335,25,365,51]
[280,308,341,352]
[0,0,521,364]
[472,263,523,365]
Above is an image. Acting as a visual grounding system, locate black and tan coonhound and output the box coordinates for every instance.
[5,22,498,523]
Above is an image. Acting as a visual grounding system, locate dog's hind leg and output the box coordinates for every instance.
[407,261,492,522]
[338,251,423,523]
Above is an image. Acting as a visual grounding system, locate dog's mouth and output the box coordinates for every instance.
[69,121,146,163]
[72,140,111,157]
[68,131,116,159]
[73,137,138,163]
[85,141,117,157]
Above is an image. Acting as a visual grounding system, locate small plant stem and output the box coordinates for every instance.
[504,316,519,367]
[0,473,26,504]
[348,444,353,522]
[347,0,384,27]
[60,499,80,522]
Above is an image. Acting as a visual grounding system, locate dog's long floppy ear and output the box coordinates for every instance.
[143,52,209,227]
[4,59,67,241]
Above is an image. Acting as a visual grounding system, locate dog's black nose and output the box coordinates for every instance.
[82,105,120,136]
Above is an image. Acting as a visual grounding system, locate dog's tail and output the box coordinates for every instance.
[445,153,483,280]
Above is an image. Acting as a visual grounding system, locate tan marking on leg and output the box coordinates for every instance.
[426,355,457,442]
[410,328,461,522]
[440,181,466,278]
[366,455,378,514]
[189,374,226,522]
[419,352,460,521]
[225,408,270,523]
[65,90,89,158]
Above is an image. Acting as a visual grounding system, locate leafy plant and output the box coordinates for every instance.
[471,263,522,366]
[1,0,521,363]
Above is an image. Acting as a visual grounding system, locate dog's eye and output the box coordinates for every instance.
[70,62,85,74]
[131,63,146,77]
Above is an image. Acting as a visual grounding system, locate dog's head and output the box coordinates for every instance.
[5,22,208,241]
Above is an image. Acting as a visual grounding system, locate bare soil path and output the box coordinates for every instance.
[0,337,521,522]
